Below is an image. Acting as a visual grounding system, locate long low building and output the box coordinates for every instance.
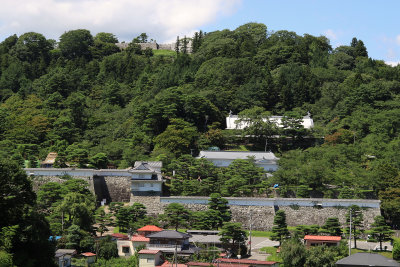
[197,151,279,172]
[226,114,314,130]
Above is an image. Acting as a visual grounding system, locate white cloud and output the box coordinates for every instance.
[0,0,241,42]
[385,61,400,67]
[323,29,337,41]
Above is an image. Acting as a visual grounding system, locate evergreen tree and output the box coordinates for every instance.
[162,203,191,230]
[175,36,180,54]
[345,205,364,249]
[219,222,247,256]
[208,193,231,227]
[280,237,307,267]
[271,210,289,245]
[371,215,394,251]
[321,217,342,236]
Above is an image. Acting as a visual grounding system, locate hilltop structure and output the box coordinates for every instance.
[226,113,314,130]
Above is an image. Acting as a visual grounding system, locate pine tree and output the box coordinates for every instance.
[208,193,231,227]
[345,205,364,249]
[321,217,342,236]
[182,36,188,54]
[271,210,289,245]
[175,36,180,54]
[371,215,394,251]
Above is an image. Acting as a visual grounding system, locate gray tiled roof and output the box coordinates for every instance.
[147,230,191,239]
[198,151,278,161]
[336,253,400,266]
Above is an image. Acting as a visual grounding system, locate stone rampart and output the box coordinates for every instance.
[31,176,95,193]
[130,196,381,230]
[31,175,130,203]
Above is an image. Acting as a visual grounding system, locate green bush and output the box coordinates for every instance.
[393,239,400,260]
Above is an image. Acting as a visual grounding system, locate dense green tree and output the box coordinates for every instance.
[370,215,394,251]
[153,118,198,156]
[280,237,307,267]
[321,217,342,236]
[220,159,265,196]
[208,193,231,227]
[0,160,55,266]
[90,152,108,169]
[162,203,191,230]
[97,236,118,260]
[219,222,247,256]
[59,29,94,59]
[294,225,319,237]
[270,210,289,245]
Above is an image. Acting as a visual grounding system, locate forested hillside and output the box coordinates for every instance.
[1,23,400,221]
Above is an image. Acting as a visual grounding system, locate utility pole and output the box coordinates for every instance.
[249,212,252,256]
[349,209,352,256]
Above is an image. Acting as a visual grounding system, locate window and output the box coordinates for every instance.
[147,258,154,263]
[122,246,130,253]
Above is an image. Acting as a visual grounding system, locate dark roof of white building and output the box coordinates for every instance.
[197,151,279,161]
[147,230,191,239]
[336,253,400,266]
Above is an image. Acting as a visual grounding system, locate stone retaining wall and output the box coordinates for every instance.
[31,175,130,203]
[130,196,381,230]
[31,176,95,193]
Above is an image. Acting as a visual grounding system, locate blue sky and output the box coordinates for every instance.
[0,0,399,65]
[201,0,400,65]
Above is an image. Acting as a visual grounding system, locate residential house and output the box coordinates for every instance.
[138,250,163,267]
[55,249,77,267]
[187,230,222,247]
[197,151,279,172]
[81,252,96,264]
[335,252,400,267]
[147,230,191,253]
[137,225,163,236]
[304,235,341,248]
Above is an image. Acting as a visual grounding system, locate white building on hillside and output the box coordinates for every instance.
[197,151,279,172]
[226,113,314,130]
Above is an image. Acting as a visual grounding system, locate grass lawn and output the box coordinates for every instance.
[259,246,282,262]
[246,230,272,237]
[153,49,176,57]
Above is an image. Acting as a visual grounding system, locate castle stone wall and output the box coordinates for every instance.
[31,176,95,194]
[130,196,381,230]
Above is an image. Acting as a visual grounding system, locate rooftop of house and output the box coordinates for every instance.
[55,249,77,257]
[41,152,58,164]
[157,260,187,267]
[335,252,400,266]
[197,151,279,161]
[134,161,162,169]
[81,252,96,257]
[147,230,191,240]
[137,225,163,232]
[216,258,278,265]
[187,262,249,267]
[138,249,161,254]
[304,235,341,241]
[111,233,129,240]
[131,235,150,242]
